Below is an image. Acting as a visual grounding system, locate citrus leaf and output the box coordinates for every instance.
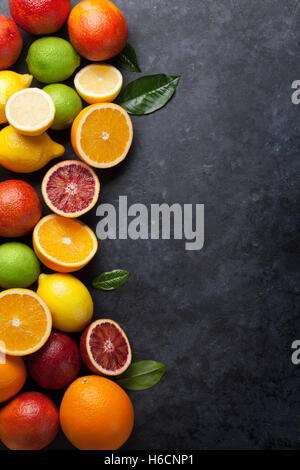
[116,74,180,115]
[117,360,166,390]
[114,43,141,72]
[92,270,130,291]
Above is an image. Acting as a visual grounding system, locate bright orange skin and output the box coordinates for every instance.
[0,15,22,70]
[0,356,27,403]
[0,391,59,450]
[9,0,71,35]
[68,0,128,61]
[0,180,42,238]
[60,375,134,450]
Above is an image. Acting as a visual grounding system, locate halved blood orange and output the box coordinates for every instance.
[80,319,132,376]
[0,289,52,356]
[42,160,100,218]
[33,214,98,273]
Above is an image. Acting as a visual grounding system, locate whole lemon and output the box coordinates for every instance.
[37,273,93,332]
[0,71,32,124]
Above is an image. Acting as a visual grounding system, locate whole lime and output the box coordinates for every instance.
[26,37,80,84]
[0,242,40,288]
[43,84,82,130]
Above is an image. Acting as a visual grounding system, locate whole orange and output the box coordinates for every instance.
[0,15,22,70]
[68,0,128,61]
[0,180,42,238]
[60,375,134,450]
[0,391,59,450]
[0,355,27,403]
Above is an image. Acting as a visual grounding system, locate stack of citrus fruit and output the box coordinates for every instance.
[0,0,139,452]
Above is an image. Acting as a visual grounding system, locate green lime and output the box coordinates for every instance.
[0,242,40,289]
[26,37,80,84]
[43,84,83,130]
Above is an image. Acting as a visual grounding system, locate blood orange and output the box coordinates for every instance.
[41,160,100,218]
[80,319,132,376]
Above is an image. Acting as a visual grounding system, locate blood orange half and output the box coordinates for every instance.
[80,319,132,376]
[42,160,100,218]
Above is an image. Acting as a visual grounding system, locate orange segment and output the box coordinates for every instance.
[33,214,98,273]
[0,289,52,356]
[71,103,133,169]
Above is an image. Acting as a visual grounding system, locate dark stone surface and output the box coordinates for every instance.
[0,0,299,450]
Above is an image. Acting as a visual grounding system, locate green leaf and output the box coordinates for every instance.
[114,42,141,72]
[116,74,180,115]
[117,360,166,391]
[92,270,130,291]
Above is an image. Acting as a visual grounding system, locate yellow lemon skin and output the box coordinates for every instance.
[37,273,94,333]
[0,72,32,124]
[0,125,65,173]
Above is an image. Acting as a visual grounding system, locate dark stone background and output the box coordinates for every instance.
[0,0,299,450]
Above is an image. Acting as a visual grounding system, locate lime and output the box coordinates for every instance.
[43,84,83,130]
[26,37,80,84]
[0,242,40,288]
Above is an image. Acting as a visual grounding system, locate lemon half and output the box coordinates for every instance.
[74,64,123,104]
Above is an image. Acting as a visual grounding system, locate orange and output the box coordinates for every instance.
[0,289,52,356]
[60,375,134,450]
[33,214,98,273]
[0,355,27,403]
[68,0,128,61]
[71,103,133,169]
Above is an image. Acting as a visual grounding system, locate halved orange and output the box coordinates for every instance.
[71,103,133,169]
[33,214,98,273]
[0,289,52,356]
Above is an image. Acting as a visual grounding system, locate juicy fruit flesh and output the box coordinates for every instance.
[78,65,121,95]
[81,107,131,164]
[36,216,96,264]
[46,163,97,214]
[89,322,130,371]
[8,91,51,127]
[0,291,50,354]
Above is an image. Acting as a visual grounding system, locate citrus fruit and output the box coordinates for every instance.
[60,375,134,450]
[0,125,65,173]
[68,0,128,61]
[27,331,81,390]
[0,180,42,238]
[0,71,32,124]
[42,160,100,218]
[0,15,23,70]
[71,103,133,168]
[33,215,98,273]
[74,64,123,104]
[6,88,56,136]
[43,84,83,131]
[26,37,80,84]
[0,242,40,289]
[9,0,71,35]
[80,319,132,376]
[0,356,27,403]
[37,273,94,333]
[0,391,59,450]
[0,289,52,356]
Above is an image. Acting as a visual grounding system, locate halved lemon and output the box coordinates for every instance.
[71,103,133,168]
[33,214,98,273]
[0,289,52,356]
[74,64,123,104]
[6,88,55,136]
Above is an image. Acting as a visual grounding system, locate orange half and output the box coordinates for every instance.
[71,103,133,169]
[0,289,52,356]
[33,214,98,273]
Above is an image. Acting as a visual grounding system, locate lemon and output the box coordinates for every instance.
[6,88,56,136]
[74,64,123,104]
[37,273,94,333]
[0,71,32,124]
[0,125,65,173]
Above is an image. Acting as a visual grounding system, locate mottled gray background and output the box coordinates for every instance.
[0,0,299,450]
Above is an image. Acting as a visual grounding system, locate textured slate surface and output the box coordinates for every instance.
[0,0,300,450]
